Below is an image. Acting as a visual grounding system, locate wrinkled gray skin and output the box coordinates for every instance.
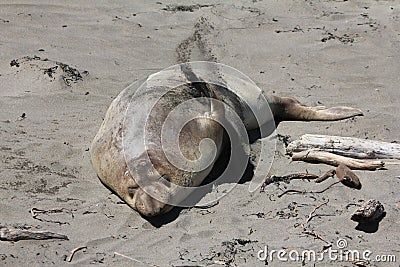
[90,70,362,217]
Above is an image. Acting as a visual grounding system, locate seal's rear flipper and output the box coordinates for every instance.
[269,96,363,122]
[294,105,364,121]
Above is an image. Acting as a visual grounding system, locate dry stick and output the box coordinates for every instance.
[299,200,332,249]
[114,252,149,265]
[30,207,66,218]
[260,173,319,192]
[300,224,331,245]
[292,150,384,170]
[0,227,68,241]
[349,258,370,266]
[194,200,220,209]
[278,181,340,198]
[30,207,71,225]
[67,246,87,262]
[314,169,335,183]
[306,199,329,224]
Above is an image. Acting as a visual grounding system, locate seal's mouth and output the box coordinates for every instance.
[132,185,173,217]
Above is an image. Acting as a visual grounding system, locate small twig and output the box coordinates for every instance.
[314,181,341,193]
[260,173,319,192]
[306,199,329,224]
[278,181,340,198]
[67,246,87,262]
[114,252,148,265]
[30,207,65,218]
[30,207,71,225]
[300,224,331,245]
[315,169,335,183]
[298,199,332,248]
[277,189,304,198]
[194,200,219,209]
[349,258,370,266]
[0,227,68,241]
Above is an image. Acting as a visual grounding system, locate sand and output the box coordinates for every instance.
[0,0,399,266]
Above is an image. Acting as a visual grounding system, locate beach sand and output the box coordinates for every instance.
[0,1,399,266]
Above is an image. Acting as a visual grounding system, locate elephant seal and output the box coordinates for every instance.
[90,62,362,217]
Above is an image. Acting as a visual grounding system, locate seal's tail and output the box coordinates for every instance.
[269,96,363,122]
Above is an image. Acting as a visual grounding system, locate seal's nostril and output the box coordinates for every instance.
[127,187,136,199]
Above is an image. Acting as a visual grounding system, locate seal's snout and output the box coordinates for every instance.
[134,186,172,217]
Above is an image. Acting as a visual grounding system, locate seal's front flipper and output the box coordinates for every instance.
[269,96,363,122]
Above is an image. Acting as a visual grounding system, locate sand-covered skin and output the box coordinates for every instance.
[0,1,399,266]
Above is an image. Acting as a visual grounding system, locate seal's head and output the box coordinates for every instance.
[131,185,173,217]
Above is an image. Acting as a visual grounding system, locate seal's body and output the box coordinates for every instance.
[90,66,362,217]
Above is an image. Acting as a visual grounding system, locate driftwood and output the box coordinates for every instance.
[287,134,400,159]
[292,150,384,170]
[67,246,87,262]
[335,164,362,189]
[315,169,336,183]
[0,227,68,241]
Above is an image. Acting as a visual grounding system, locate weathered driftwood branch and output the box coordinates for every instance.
[292,150,384,170]
[287,134,400,159]
[0,227,68,241]
[335,163,361,189]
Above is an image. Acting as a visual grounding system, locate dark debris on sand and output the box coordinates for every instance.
[10,56,87,86]
[162,4,213,12]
